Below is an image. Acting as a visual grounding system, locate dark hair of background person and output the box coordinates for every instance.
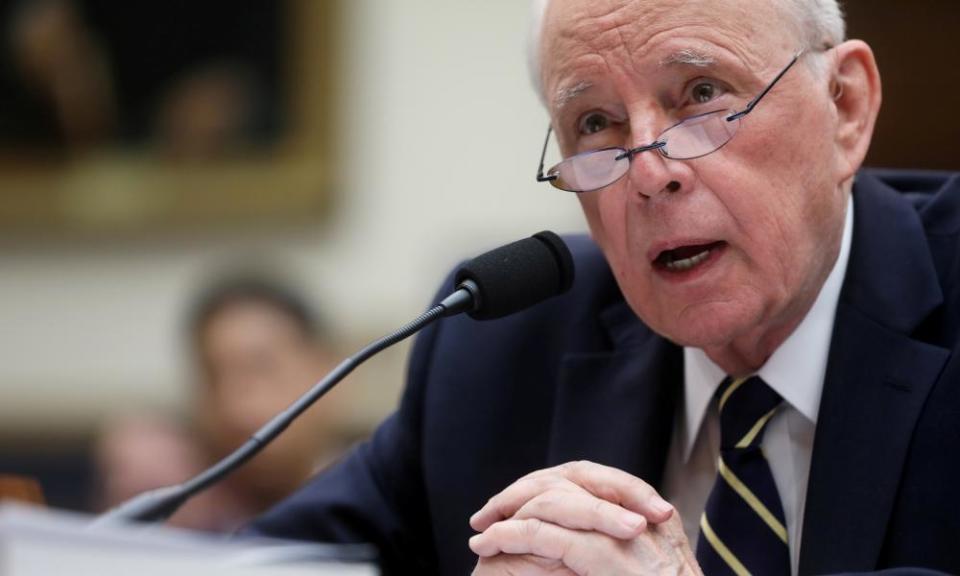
[187,275,323,345]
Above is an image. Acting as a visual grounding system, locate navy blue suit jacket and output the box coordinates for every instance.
[249,170,960,576]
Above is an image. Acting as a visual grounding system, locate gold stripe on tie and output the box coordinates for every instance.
[718,457,789,544]
[735,406,779,449]
[700,513,752,576]
[718,377,749,412]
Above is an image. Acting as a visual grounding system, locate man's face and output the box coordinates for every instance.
[540,0,850,349]
[197,300,331,495]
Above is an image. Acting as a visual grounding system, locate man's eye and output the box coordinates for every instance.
[688,80,726,105]
[578,113,609,135]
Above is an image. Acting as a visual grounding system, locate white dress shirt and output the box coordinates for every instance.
[661,194,854,575]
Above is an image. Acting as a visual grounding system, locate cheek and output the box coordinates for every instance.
[577,190,623,254]
[577,186,653,276]
[700,125,845,317]
[757,91,840,202]
[724,93,839,231]
[577,188,663,315]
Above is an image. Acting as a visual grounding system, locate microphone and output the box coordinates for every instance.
[94,231,574,525]
[455,230,575,320]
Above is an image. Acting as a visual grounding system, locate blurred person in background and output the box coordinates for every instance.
[1,0,280,158]
[152,62,260,161]
[96,272,342,532]
[94,413,225,530]
[2,0,115,153]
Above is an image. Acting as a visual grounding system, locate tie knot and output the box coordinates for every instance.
[716,375,782,450]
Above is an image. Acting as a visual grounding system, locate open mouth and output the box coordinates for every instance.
[653,241,726,272]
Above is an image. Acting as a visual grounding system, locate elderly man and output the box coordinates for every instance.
[248,0,960,574]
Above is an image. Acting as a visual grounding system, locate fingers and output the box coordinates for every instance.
[468,464,694,576]
[470,471,559,531]
[513,488,647,539]
[470,461,673,532]
[469,518,612,576]
[472,554,575,576]
[559,461,673,521]
[471,517,702,576]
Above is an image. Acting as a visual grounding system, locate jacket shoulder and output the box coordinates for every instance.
[861,168,960,235]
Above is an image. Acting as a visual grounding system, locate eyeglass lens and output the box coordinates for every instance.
[659,110,740,159]
[553,148,629,193]
[548,110,741,192]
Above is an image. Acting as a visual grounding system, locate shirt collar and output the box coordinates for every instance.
[680,194,854,462]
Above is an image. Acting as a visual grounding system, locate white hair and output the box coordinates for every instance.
[527,0,847,101]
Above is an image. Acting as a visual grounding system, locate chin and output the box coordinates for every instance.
[643,299,761,350]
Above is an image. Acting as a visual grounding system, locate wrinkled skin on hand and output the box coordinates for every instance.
[469,461,702,576]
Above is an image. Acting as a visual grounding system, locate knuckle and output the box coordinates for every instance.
[524,464,564,484]
[559,460,596,483]
[635,483,657,503]
[530,492,559,514]
[595,483,621,504]
[522,518,544,538]
[591,497,608,519]
[515,495,547,519]
[485,497,514,522]
[519,467,548,482]
[530,476,553,493]
[570,460,594,475]
[483,495,502,514]
[634,478,655,494]
[545,476,576,496]
[557,533,575,562]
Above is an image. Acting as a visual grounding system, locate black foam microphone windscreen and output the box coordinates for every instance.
[454,231,575,320]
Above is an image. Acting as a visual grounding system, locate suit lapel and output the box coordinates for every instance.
[799,174,951,574]
[547,299,682,490]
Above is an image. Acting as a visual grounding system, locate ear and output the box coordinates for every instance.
[829,40,882,180]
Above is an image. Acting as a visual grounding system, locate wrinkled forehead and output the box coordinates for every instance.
[539,0,794,94]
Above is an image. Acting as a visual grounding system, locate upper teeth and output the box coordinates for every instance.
[665,249,711,271]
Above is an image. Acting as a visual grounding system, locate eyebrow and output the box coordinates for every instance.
[659,48,716,68]
[553,80,593,111]
[551,48,718,112]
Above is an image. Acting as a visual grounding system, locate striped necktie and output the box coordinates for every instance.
[696,375,790,576]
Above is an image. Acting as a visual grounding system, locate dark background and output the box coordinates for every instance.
[846,0,959,171]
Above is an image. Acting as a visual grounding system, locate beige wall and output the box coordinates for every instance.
[0,0,587,438]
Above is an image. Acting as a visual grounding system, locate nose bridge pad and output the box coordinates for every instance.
[623,140,666,158]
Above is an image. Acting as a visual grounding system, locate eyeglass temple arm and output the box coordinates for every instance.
[727,50,803,121]
[536,125,558,182]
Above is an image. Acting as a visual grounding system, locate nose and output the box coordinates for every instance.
[623,143,688,199]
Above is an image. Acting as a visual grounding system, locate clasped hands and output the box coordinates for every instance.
[469,461,702,576]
